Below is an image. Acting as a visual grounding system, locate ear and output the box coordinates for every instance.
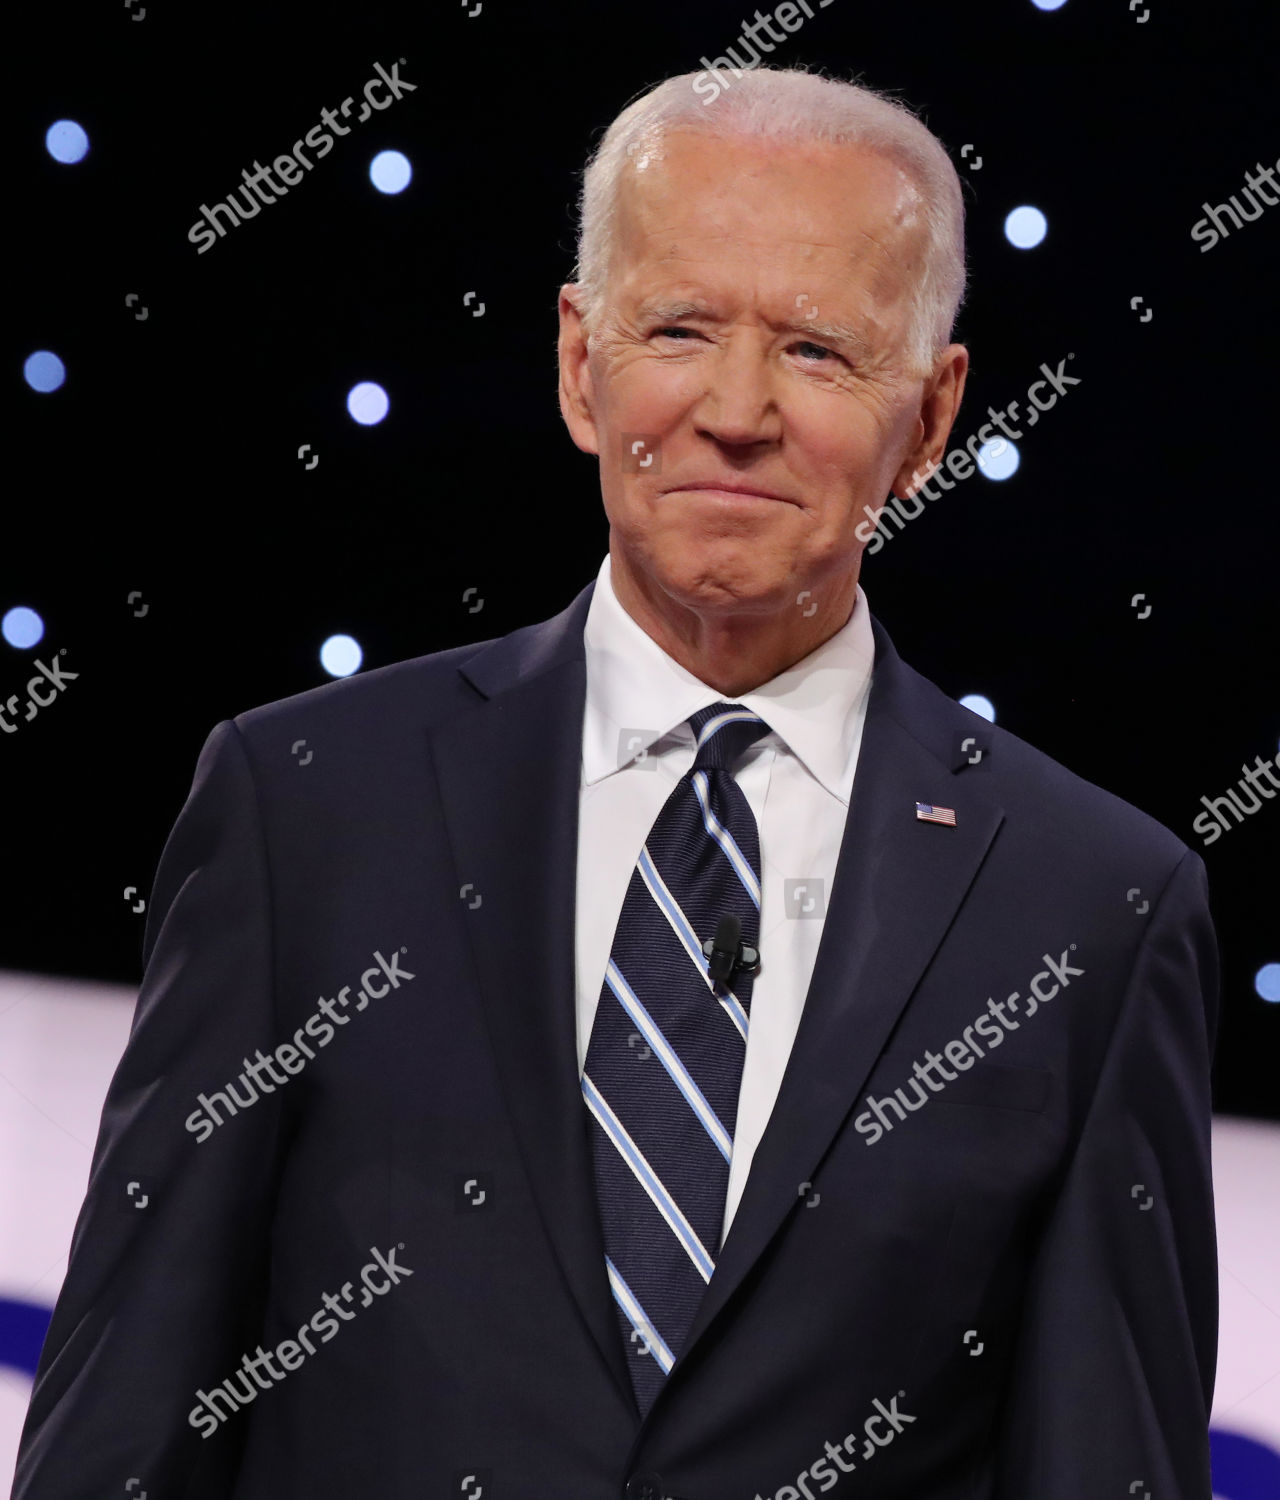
[558,283,600,457]
[892,344,969,497]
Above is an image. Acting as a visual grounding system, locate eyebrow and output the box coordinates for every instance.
[639,299,873,360]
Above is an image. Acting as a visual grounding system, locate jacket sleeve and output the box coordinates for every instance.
[12,719,287,1500]
[992,847,1221,1497]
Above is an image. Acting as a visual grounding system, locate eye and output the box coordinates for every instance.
[649,327,844,365]
[792,340,838,364]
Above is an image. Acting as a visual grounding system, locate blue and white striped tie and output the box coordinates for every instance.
[582,701,771,1417]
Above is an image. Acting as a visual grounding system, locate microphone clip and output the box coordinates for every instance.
[702,914,760,987]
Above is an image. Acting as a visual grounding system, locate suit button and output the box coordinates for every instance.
[624,1473,665,1500]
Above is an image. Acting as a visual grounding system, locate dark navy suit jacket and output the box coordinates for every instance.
[12,578,1219,1499]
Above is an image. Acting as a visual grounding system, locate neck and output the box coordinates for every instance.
[609,542,859,697]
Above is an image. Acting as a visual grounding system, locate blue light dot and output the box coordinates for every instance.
[1256,964,1280,1004]
[24,351,67,393]
[320,634,363,679]
[1005,206,1048,249]
[2,607,44,649]
[347,381,389,426]
[960,694,996,723]
[1031,0,1069,10]
[45,119,90,164]
[370,150,412,194]
[977,438,1020,480]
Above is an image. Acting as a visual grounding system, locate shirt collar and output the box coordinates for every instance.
[582,552,876,806]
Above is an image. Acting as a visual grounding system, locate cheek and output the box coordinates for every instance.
[599,366,703,483]
[825,390,917,478]
[611,359,701,424]
[800,410,890,495]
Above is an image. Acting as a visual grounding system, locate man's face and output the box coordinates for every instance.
[558,128,966,622]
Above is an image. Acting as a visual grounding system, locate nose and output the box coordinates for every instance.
[692,332,783,449]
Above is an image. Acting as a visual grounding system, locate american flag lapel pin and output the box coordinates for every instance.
[916,801,957,827]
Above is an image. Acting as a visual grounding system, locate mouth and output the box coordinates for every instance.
[665,483,795,505]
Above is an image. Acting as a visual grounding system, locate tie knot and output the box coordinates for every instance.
[688,701,771,774]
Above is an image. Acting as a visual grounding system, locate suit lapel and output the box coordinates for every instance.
[428,582,638,1414]
[674,628,1005,1379]
[430,586,1006,1426]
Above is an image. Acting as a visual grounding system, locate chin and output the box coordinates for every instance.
[653,554,793,612]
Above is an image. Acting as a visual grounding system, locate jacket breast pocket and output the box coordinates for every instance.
[934,1059,1052,1112]
[865,1049,1054,1115]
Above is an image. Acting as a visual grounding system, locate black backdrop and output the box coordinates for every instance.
[6,0,1277,1117]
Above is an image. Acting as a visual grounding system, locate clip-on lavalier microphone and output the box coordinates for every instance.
[702,914,760,988]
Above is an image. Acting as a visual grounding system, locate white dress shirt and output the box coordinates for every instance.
[575,552,877,1250]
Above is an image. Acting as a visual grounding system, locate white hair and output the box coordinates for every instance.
[571,65,967,376]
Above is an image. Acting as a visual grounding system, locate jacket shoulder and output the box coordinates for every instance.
[230,634,498,744]
[890,649,1195,876]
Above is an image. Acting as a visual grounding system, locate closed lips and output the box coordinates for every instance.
[669,482,793,502]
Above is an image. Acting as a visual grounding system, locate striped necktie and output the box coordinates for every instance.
[582,700,771,1417]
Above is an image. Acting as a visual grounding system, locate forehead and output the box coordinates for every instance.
[611,128,926,309]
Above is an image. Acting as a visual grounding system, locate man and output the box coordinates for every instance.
[14,66,1217,1499]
